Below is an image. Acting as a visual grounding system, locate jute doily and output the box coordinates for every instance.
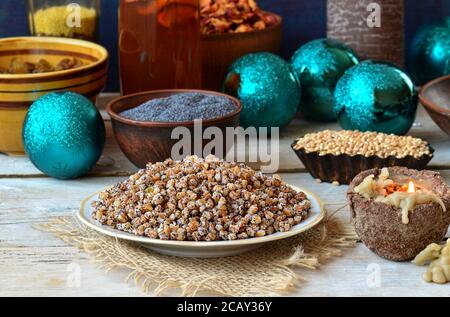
[35,209,357,297]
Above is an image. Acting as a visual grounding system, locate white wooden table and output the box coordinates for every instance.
[1,96,449,297]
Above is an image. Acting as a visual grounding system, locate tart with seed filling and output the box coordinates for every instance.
[291,130,434,185]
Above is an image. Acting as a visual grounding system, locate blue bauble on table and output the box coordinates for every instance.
[290,39,359,122]
[409,17,450,85]
[223,52,300,129]
[23,92,106,180]
[334,61,418,135]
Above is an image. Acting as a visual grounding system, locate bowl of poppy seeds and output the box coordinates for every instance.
[107,90,242,168]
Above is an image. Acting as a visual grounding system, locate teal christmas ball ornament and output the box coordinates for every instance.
[290,39,359,122]
[23,92,106,179]
[223,52,300,128]
[334,61,418,135]
[409,17,450,85]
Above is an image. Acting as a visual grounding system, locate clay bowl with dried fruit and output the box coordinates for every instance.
[202,12,282,91]
[419,75,450,136]
[0,37,108,155]
[107,89,242,168]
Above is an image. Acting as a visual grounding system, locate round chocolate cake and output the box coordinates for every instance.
[348,167,450,261]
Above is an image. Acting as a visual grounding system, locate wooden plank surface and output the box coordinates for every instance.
[1,105,449,177]
[1,173,449,297]
[1,94,449,297]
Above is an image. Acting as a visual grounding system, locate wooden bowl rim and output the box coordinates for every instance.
[107,89,243,128]
[419,74,450,115]
[202,12,282,40]
[0,36,109,80]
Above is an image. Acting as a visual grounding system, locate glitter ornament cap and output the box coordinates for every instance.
[22,92,105,180]
[290,38,359,122]
[223,52,300,129]
[334,60,418,135]
[409,17,450,85]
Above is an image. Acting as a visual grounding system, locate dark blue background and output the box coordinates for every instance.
[1,0,449,91]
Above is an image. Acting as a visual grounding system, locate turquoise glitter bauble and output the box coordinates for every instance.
[23,92,105,180]
[409,17,450,85]
[290,39,359,122]
[223,52,300,128]
[334,61,418,135]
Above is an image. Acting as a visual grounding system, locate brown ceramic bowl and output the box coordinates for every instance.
[107,90,242,168]
[419,75,450,135]
[202,12,282,91]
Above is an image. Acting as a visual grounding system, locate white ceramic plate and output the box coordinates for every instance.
[77,186,325,258]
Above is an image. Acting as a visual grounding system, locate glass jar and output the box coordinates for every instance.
[119,0,202,95]
[28,0,100,42]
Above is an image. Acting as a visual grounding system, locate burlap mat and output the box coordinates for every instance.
[36,209,357,297]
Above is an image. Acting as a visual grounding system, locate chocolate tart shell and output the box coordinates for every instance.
[291,142,434,185]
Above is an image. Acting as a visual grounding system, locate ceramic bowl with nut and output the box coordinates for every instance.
[0,37,108,155]
[200,0,282,90]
